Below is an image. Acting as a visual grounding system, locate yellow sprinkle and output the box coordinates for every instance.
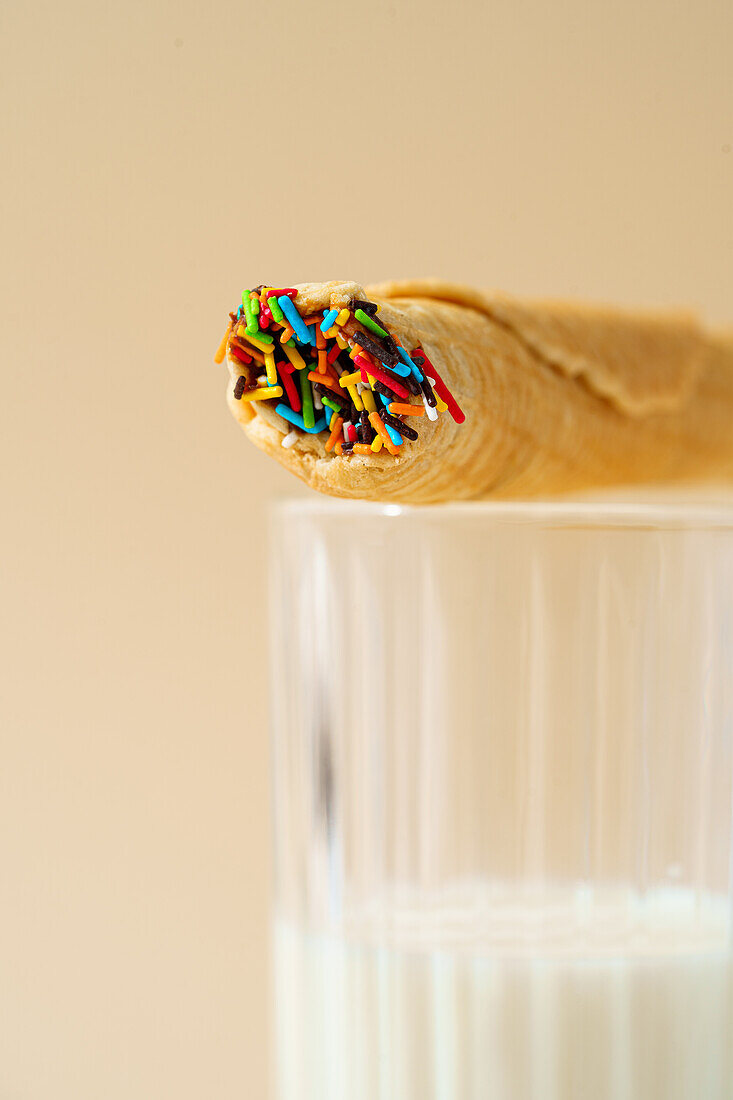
[322,327,338,340]
[239,385,283,402]
[264,351,277,386]
[335,309,350,326]
[242,332,275,354]
[335,331,349,350]
[282,343,306,371]
[236,323,246,338]
[339,369,361,388]
[347,383,363,412]
[371,434,383,452]
[361,387,376,414]
[435,397,448,412]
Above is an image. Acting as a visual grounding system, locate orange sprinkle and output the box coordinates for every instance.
[307,370,340,393]
[214,321,232,364]
[301,314,324,325]
[325,416,344,452]
[317,349,328,374]
[279,325,294,344]
[353,443,373,455]
[369,411,400,456]
[232,339,265,365]
[334,440,343,456]
[388,401,425,417]
[315,326,326,351]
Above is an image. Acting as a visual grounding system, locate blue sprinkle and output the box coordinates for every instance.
[321,309,339,333]
[279,296,311,344]
[383,419,403,446]
[398,345,423,382]
[388,356,411,378]
[275,404,326,434]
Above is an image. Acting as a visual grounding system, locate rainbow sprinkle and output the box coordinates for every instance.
[218,286,464,455]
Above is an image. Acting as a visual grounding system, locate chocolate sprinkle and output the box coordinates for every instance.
[352,330,399,368]
[419,375,437,407]
[382,412,419,441]
[360,410,374,443]
[350,298,378,316]
[233,375,248,400]
[313,382,350,412]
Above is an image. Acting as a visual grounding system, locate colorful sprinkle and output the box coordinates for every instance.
[382,411,418,441]
[242,291,259,334]
[214,321,233,364]
[299,368,315,430]
[275,404,327,434]
[418,349,465,424]
[279,296,311,343]
[264,351,278,386]
[282,343,307,372]
[278,365,301,412]
[325,416,344,452]
[238,385,283,402]
[354,308,389,338]
[389,401,424,417]
[229,343,253,366]
[218,288,464,457]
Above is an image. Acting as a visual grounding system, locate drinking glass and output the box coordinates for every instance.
[269,498,733,1100]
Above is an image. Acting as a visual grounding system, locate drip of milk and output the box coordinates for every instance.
[274,885,733,1100]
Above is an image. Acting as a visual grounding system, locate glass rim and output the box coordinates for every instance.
[271,492,733,530]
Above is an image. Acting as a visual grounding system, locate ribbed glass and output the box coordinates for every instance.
[269,499,733,1100]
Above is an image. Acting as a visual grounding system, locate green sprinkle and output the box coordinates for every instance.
[321,396,340,416]
[285,338,296,348]
[242,291,259,335]
[299,368,315,430]
[267,295,284,323]
[355,308,388,338]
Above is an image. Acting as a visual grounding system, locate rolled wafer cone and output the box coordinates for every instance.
[224,279,733,503]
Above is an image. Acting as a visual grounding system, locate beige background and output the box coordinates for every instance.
[1,0,731,1097]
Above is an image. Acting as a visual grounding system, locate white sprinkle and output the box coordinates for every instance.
[281,430,300,449]
[423,395,438,421]
[343,423,350,442]
[312,388,323,410]
[257,374,268,386]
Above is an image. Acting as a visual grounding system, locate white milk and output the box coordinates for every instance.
[274,886,733,1100]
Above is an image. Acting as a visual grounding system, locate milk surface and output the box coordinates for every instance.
[274,885,732,1100]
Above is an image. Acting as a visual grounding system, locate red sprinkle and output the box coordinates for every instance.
[278,366,301,412]
[355,356,409,399]
[229,343,253,365]
[418,349,465,423]
[268,288,298,299]
[327,342,341,364]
